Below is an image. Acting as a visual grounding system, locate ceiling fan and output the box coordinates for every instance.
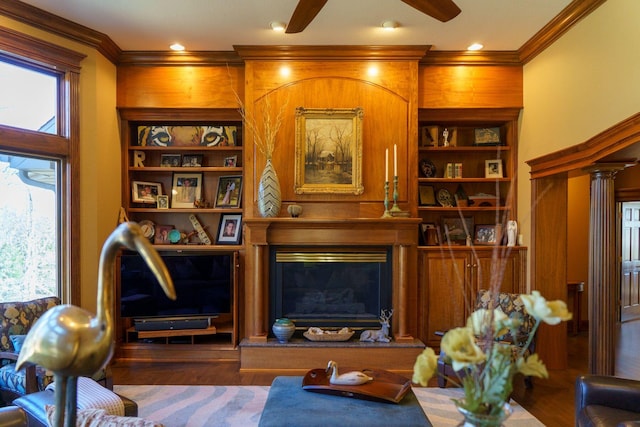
[285,0,461,34]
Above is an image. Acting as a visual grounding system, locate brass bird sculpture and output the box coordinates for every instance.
[17,222,176,427]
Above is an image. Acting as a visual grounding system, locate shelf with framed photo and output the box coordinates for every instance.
[119,110,244,252]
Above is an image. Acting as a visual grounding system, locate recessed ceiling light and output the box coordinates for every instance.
[467,43,484,51]
[170,43,185,51]
[381,21,399,31]
[270,22,286,32]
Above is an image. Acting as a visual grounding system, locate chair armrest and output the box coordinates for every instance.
[575,375,640,417]
[0,351,39,394]
[0,406,27,427]
[0,351,19,362]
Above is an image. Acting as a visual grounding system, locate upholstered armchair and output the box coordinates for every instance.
[0,297,113,405]
[437,289,536,388]
[575,375,640,426]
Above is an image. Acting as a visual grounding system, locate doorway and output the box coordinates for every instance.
[620,201,640,322]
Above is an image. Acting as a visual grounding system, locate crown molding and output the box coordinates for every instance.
[233,45,431,61]
[0,0,121,64]
[0,0,605,67]
[518,0,607,64]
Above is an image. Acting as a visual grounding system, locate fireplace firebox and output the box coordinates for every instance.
[269,247,392,331]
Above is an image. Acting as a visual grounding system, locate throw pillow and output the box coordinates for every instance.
[9,334,26,352]
[45,406,163,427]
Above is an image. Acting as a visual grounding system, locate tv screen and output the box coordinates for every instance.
[119,251,232,319]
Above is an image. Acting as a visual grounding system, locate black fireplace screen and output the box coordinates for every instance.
[269,248,392,330]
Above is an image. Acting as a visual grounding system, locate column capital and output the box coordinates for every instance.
[585,162,635,179]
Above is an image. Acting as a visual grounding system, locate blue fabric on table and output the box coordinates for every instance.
[258,376,432,427]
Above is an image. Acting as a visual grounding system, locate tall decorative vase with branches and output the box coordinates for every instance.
[235,92,287,218]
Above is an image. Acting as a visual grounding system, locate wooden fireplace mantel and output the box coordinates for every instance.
[243,217,421,343]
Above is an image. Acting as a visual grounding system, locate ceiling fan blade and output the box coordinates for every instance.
[286,0,328,33]
[401,0,461,22]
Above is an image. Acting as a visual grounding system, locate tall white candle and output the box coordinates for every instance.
[394,144,397,177]
[385,148,389,182]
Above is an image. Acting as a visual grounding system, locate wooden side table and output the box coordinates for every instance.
[567,281,584,335]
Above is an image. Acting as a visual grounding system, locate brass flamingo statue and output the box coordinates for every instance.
[17,222,176,427]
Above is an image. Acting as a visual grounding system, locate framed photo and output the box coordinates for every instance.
[418,185,436,206]
[474,224,503,245]
[441,216,474,244]
[223,155,237,167]
[215,175,243,208]
[131,181,162,204]
[136,125,239,147]
[485,159,504,178]
[171,172,202,208]
[217,214,242,245]
[156,195,169,209]
[154,225,174,245]
[294,107,364,195]
[160,154,181,167]
[182,154,203,167]
[474,127,502,145]
[420,126,438,147]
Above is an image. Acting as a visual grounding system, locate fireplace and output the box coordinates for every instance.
[269,247,392,331]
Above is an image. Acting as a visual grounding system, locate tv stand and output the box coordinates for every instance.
[126,325,218,344]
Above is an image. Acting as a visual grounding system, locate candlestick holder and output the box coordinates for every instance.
[390,175,402,212]
[381,181,392,218]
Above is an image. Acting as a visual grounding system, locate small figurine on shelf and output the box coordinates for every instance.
[442,128,450,147]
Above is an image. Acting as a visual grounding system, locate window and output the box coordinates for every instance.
[0,153,58,301]
[0,28,85,303]
[0,60,57,133]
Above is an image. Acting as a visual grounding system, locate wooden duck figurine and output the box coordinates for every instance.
[326,360,373,386]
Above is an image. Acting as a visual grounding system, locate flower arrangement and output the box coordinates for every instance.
[413,290,572,421]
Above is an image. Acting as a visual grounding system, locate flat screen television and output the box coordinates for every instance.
[118,251,233,322]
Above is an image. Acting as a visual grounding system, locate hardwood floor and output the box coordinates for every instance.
[112,320,640,427]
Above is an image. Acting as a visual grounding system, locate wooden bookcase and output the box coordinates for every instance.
[415,108,527,346]
[115,108,243,360]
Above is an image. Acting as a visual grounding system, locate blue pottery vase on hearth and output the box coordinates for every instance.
[272,318,295,343]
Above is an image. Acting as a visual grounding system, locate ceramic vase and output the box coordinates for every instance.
[272,318,295,343]
[258,158,282,218]
[455,402,512,427]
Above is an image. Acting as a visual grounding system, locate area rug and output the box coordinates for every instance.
[114,385,544,427]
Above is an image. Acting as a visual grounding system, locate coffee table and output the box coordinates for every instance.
[258,376,544,427]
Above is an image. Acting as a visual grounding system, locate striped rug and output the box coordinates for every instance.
[114,385,544,427]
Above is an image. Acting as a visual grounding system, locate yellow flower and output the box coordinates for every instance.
[441,327,486,371]
[521,291,572,325]
[516,353,548,378]
[412,347,438,386]
[467,308,508,337]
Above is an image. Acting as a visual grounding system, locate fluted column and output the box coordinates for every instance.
[588,165,623,375]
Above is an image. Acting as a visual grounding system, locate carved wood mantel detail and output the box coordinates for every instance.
[243,218,421,344]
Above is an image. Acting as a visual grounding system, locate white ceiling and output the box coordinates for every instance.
[21,0,573,52]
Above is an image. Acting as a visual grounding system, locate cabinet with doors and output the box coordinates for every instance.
[415,107,527,348]
[115,108,244,359]
[418,246,527,348]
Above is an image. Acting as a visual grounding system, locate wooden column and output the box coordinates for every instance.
[588,165,623,375]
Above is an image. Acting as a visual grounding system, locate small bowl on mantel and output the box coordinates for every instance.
[287,204,303,218]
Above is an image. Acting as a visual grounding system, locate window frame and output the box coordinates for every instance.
[0,27,85,305]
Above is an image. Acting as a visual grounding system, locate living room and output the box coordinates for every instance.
[1,0,639,426]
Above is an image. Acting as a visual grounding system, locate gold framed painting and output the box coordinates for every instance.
[294,107,364,195]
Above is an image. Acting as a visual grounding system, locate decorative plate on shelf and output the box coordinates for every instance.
[419,159,436,178]
[437,189,454,207]
[139,220,155,240]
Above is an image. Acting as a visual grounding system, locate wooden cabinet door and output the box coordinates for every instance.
[419,249,469,347]
[473,248,527,296]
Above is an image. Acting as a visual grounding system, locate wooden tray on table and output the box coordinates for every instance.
[302,367,412,404]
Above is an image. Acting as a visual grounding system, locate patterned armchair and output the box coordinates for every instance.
[0,297,113,405]
[436,289,537,388]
